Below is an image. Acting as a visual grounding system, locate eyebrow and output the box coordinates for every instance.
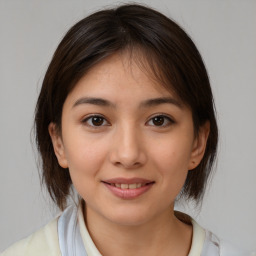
[73,97,183,109]
[139,97,183,109]
[73,97,115,108]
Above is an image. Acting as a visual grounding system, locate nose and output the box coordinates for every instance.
[109,124,147,169]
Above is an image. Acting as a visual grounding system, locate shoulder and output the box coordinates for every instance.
[201,227,251,256]
[219,239,252,256]
[186,215,251,256]
[1,217,61,256]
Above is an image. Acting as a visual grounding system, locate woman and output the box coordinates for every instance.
[1,4,249,256]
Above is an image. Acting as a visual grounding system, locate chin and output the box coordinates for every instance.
[105,206,155,227]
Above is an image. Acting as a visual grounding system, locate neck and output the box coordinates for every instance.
[84,205,192,256]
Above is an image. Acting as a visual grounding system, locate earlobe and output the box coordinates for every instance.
[188,121,210,170]
[48,122,68,168]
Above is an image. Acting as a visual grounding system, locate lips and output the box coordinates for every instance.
[102,178,155,199]
[109,183,145,189]
[103,177,154,184]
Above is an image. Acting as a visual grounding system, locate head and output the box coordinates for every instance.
[35,4,218,210]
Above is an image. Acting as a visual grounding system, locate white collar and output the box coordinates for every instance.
[77,204,102,256]
[58,204,213,256]
[77,205,207,256]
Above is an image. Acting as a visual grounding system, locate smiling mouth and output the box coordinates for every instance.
[102,182,154,189]
[102,179,155,199]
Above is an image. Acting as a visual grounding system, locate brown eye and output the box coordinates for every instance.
[152,116,165,126]
[82,115,109,128]
[147,115,174,127]
[91,116,104,126]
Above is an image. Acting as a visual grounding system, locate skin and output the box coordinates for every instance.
[49,52,209,256]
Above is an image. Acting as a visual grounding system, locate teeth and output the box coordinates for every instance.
[113,183,144,189]
[128,184,137,189]
[121,184,129,189]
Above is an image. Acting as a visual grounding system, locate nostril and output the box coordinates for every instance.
[109,144,147,168]
[114,161,141,168]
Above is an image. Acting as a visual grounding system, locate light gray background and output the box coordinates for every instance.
[0,0,255,253]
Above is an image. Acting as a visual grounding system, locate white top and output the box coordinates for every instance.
[1,204,251,255]
[58,204,249,256]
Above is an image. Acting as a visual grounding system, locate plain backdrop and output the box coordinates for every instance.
[0,0,255,253]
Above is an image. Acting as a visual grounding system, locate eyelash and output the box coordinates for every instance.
[81,114,175,129]
[146,114,175,127]
[81,115,110,129]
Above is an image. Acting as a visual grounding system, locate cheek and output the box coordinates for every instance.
[152,136,193,171]
[63,133,109,184]
[64,138,110,201]
[150,136,193,190]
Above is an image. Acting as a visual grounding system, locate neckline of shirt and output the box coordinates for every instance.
[77,204,206,256]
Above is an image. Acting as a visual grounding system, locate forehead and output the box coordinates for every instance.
[66,52,179,104]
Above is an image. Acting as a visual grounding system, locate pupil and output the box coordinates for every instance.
[92,117,103,126]
[153,116,164,126]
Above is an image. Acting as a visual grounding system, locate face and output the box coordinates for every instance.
[49,53,209,227]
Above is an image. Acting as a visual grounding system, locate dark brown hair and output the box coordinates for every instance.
[35,4,218,210]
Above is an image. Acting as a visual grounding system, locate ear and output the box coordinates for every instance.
[48,122,68,169]
[188,121,210,170]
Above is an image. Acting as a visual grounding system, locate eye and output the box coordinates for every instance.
[147,115,174,127]
[82,115,109,128]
